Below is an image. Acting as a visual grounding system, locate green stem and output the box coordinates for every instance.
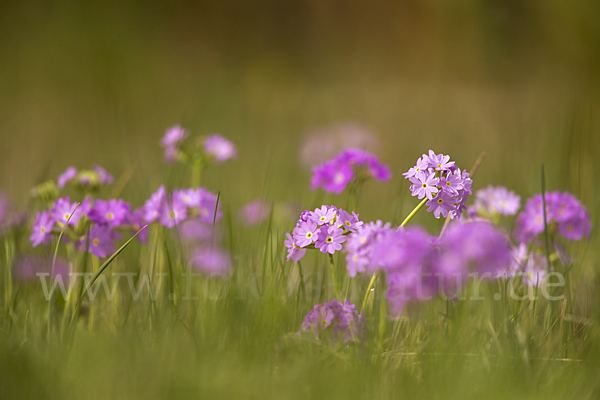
[361,272,377,311]
[329,254,340,299]
[377,288,387,354]
[297,261,307,301]
[400,197,428,227]
[191,162,203,188]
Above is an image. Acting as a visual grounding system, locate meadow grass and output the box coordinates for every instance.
[1,1,600,398]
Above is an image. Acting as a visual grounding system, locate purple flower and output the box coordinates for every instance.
[514,191,591,243]
[174,188,201,208]
[310,148,390,194]
[161,126,188,163]
[238,199,270,226]
[425,150,455,171]
[438,221,511,279]
[471,186,521,217]
[404,152,471,220]
[426,192,454,219]
[315,225,346,254]
[57,167,77,188]
[309,205,337,226]
[30,211,54,247]
[89,199,130,227]
[409,171,439,200]
[335,209,363,232]
[94,165,114,185]
[123,208,148,243]
[161,125,188,147]
[402,156,429,179]
[344,220,392,276]
[285,233,306,263]
[293,220,319,248]
[439,172,462,196]
[300,299,366,343]
[85,225,116,258]
[204,134,237,163]
[369,227,432,274]
[51,197,87,226]
[159,197,187,228]
[191,246,232,276]
[198,189,221,223]
[143,186,166,223]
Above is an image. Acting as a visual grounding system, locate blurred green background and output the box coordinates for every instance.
[2,2,600,399]
[1,0,599,221]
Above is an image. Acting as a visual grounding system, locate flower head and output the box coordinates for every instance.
[30,211,55,247]
[315,225,347,254]
[190,245,232,276]
[310,148,390,194]
[404,151,471,219]
[204,134,237,163]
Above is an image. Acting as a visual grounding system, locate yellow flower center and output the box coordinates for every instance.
[306,232,312,239]
[437,198,444,204]
[106,212,114,220]
[326,236,333,243]
[422,183,428,189]
[93,238,100,246]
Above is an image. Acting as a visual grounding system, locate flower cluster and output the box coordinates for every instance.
[403,150,472,219]
[513,191,591,243]
[310,148,391,194]
[469,185,521,218]
[57,165,114,189]
[143,186,222,227]
[160,125,237,165]
[344,220,511,316]
[300,299,366,343]
[30,196,146,258]
[343,220,391,277]
[285,205,363,263]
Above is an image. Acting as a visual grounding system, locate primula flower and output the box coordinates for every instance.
[315,225,346,254]
[57,167,77,188]
[300,299,366,343]
[198,189,222,223]
[284,232,307,262]
[335,209,363,232]
[123,208,148,243]
[470,185,521,217]
[89,199,130,227]
[204,134,237,163]
[514,191,591,243]
[174,188,201,208]
[438,221,511,280]
[310,148,391,194]
[404,151,472,219]
[143,186,166,223]
[85,225,116,258]
[309,205,337,226]
[293,220,319,247]
[344,220,391,277]
[94,165,114,185]
[30,211,54,247]
[409,171,439,200]
[161,125,188,147]
[426,191,455,219]
[51,197,88,226]
[159,197,187,228]
[160,125,188,163]
[285,205,361,263]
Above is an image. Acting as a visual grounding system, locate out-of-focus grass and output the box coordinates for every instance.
[1,1,600,399]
